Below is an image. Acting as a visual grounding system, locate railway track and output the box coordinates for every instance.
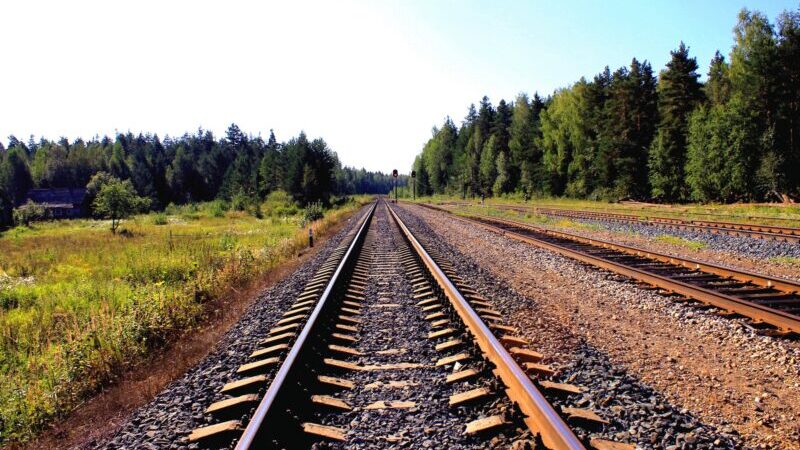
[417,203,800,337]
[440,202,800,243]
[186,200,633,449]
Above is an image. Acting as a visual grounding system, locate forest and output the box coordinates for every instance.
[0,124,401,227]
[413,7,800,204]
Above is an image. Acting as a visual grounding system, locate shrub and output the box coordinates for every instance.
[152,213,168,225]
[231,192,250,211]
[302,201,324,226]
[247,202,264,219]
[93,179,151,234]
[12,201,46,226]
[209,200,228,218]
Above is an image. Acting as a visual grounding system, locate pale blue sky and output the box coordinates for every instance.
[0,1,796,173]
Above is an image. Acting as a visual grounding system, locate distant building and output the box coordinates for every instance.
[20,188,87,218]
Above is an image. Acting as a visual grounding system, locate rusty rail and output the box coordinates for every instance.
[387,203,586,450]
[417,203,800,335]
[441,201,800,242]
[234,201,377,449]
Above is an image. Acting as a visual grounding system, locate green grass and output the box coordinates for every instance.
[769,256,800,267]
[0,192,365,444]
[654,234,707,251]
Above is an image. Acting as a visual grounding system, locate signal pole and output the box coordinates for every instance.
[392,169,398,203]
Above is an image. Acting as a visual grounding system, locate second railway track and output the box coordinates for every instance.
[441,202,800,243]
[417,203,800,337]
[186,200,633,450]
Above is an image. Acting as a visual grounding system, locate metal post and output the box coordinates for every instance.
[308,227,314,247]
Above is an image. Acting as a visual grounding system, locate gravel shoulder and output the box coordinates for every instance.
[79,206,370,450]
[402,204,800,450]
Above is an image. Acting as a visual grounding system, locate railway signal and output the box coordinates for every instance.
[392,169,398,203]
[411,170,416,200]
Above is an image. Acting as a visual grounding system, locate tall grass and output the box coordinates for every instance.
[0,193,364,444]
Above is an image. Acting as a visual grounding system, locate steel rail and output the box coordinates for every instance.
[416,203,800,334]
[235,201,377,450]
[534,207,800,241]
[387,202,586,450]
[442,200,800,227]
[441,202,800,242]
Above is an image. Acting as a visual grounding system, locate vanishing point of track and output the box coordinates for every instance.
[186,200,633,449]
[419,203,800,337]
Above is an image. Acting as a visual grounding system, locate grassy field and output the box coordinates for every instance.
[412,194,800,227]
[0,192,366,444]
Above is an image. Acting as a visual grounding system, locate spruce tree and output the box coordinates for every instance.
[706,51,731,105]
[648,42,703,201]
[479,134,498,196]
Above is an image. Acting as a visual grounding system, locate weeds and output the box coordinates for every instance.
[655,234,707,250]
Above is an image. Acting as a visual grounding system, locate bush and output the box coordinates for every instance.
[231,192,249,211]
[247,202,263,219]
[209,200,228,218]
[152,213,168,225]
[302,201,324,226]
[13,201,47,226]
[164,203,180,215]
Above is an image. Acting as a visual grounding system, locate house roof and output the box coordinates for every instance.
[22,188,87,208]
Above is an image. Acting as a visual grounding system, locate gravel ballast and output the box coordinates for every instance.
[312,205,527,449]
[396,204,800,450]
[91,207,370,450]
[457,205,800,282]
[566,216,800,260]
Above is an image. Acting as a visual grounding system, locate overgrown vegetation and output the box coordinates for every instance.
[413,6,800,203]
[0,193,364,444]
[655,235,707,251]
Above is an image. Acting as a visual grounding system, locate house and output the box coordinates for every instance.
[20,188,87,218]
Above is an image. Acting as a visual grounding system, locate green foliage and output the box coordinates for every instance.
[12,200,46,226]
[302,201,324,225]
[655,234,707,251]
[479,135,498,196]
[686,97,758,201]
[209,200,228,218]
[151,213,168,225]
[412,6,800,203]
[648,42,704,201]
[92,178,151,233]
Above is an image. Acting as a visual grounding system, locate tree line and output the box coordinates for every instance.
[413,7,800,204]
[0,124,399,227]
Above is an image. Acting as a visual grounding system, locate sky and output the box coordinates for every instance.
[1,0,797,173]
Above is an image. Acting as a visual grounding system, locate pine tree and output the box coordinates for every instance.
[706,51,731,105]
[729,9,782,200]
[772,10,800,200]
[479,134,498,196]
[508,93,539,196]
[598,59,657,199]
[686,96,758,201]
[493,150,511,195]
[492,99,513,153]
[648,42,704,201]
[0,146,33,204]
[109,141,130,180]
